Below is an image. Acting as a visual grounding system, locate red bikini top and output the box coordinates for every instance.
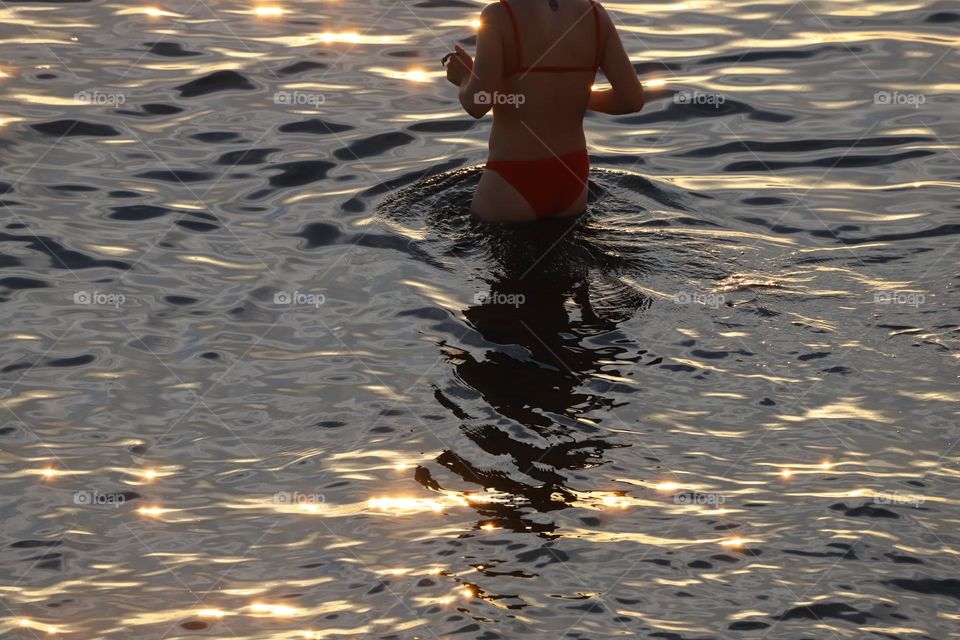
[500,0,602,76]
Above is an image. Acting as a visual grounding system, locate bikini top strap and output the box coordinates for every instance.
[499,0,524,71]
[590,0,602,68]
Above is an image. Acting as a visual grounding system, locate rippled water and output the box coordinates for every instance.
[1,0,958,638]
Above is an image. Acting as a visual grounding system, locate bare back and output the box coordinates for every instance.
[487,0,605,161]
[452,0,642,221]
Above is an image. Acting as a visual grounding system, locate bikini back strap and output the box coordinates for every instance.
[499,0,524,72]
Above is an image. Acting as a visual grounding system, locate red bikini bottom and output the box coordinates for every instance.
[485,150,589,219]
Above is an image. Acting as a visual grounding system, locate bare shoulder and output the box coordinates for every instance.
[591,1,613,26]
[480,1,509,23]
[477,2,510,43]
[590,1,615,39]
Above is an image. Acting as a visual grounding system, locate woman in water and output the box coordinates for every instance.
[445,0,645,222]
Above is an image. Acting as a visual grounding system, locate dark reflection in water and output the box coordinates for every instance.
[413,215,650,534]
[2,0,959,636]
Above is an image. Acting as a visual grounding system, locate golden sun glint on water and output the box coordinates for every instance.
[17,619,56,634]
[601,495,631,508]
[248,602,302,617]
[318,31,362,44]
[655,481,682,492]
[1,0,957,636]
[254,5,284,17]
[367,496,444,512]
[720,536,761,548]
[136,467,159,481]
[406,68,429,83]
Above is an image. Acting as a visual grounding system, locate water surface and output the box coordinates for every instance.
[0,0,958,638]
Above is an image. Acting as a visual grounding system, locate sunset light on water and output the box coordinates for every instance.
[0,0,956,637]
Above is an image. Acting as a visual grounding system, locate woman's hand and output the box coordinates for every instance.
[445,44,474,86]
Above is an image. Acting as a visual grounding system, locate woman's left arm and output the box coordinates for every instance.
[451,4,504,118]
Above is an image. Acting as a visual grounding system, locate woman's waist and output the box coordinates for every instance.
[487,126,587,162]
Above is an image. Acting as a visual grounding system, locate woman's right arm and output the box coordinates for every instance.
[588,5,645,115]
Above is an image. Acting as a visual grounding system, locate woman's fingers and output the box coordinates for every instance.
[443,44,472,85]
[443,48,469,67]
[453,50,474,72]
